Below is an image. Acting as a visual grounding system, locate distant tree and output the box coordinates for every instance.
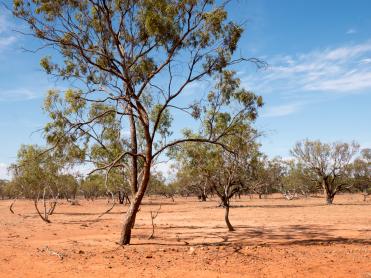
[57,174,80,201]
[9,145,64,222]
[173,167,211,201]
[147,172,174,200]
[351,148,371,201]
[280,160,319,199]
[175,125,260,231]
[14,0,264,244]
[291,140,359,204]
[80,174,106,200]
[0,179,8,200]
[250,157,282,199]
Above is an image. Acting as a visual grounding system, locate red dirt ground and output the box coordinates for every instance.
[0,194,370,277]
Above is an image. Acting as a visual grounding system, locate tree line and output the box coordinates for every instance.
[2,140,370,229]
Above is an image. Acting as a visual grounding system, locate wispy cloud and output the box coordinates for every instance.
[0,10,18,52]
[242,40,371,96]
[0,88,43,102]
[261,102,302,118]
[346,28,357,35]
[0,35,16,48]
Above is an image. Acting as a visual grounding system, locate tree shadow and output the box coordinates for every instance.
[230,204,326,209]
[134,223,371,247]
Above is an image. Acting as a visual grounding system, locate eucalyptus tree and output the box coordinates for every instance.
[175,124,260,231]
[0,180,8,200]
[351,148,371,201]
[174,167,211,201]
[14,0,264,244]
[291,140,359,204]
[249,157,282,199]
[147,172,168,197]
[80,174,106,200]
[280,160,318,199]
[9,145,64,222]
[57,174,80,201]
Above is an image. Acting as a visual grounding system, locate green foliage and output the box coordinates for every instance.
[174,122,260,202]
[350,148,371,193]
[249,157,283,197]
[0,180,8,199]
[13,0,265,242]
[281,160,318,196]
[291,140,360,203]
[8,144,80,200]
[9,145,59,198]
[80,174,106,200]
[147,172,169,196]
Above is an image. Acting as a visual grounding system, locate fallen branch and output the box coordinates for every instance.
[38,245,64,260]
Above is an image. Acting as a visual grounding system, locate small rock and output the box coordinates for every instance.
[146,255,153,258]
[188,247,196,255]
[78,250,85,254]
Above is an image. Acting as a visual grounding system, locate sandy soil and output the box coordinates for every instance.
[0,194,370,278]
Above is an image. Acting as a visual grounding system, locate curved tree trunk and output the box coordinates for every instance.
[224,204,234,231]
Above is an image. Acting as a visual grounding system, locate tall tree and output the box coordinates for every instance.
[291,140,359,204]
[14,0,263,244]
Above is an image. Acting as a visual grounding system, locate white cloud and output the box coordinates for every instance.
[346,28,357,35]
[0,88,42,102]
[0,163,10,180]
[242,40,371,96]
[153,160,177,182]
[0,10,17,52]
[360,58,371,64]
[261,102,302,118]
[0,35,16,48]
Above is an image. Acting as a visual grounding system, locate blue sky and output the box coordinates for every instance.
[0,0,371,178]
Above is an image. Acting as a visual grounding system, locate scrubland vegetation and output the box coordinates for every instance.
[0,1,370,277]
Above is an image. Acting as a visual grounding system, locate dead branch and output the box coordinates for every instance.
[148,205,161,240]
[9,197,18,214]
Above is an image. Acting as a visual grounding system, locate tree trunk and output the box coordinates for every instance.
[118,191,124,204]
[323,181,334,205]
[363,188,368,202]
[326,194,334,205]
[119,163,151,245]
[128,106,138,195]
[119,193,141,245]
[224,204,235,231]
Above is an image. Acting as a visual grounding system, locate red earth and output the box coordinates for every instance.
[0,194,370,277]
